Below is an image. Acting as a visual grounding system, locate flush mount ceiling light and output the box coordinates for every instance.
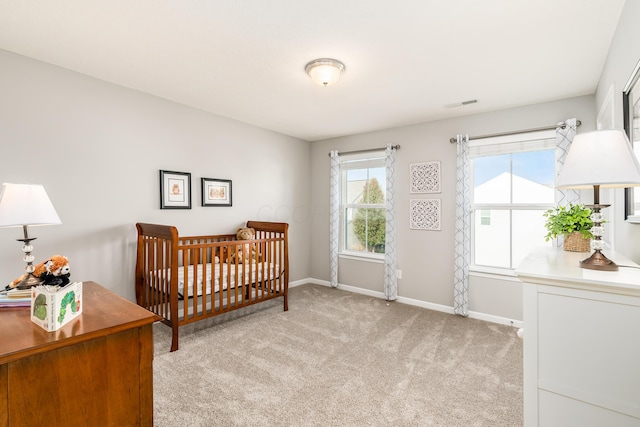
[305,58,345,87]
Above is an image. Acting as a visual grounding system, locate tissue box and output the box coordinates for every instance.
[31,281,83,331]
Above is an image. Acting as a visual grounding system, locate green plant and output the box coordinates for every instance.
[543,203,594,241]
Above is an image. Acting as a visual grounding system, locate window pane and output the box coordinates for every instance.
[364,167,386,204]
[474,155,510,203]
[345,207,386,253]
[512,210,551,268]
[345,170,367,204]
[474,209,510,268]
[512,150,555,203]
[631,82,640,215]
[345,167,386,204]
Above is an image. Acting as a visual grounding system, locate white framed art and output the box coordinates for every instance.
[410,199,441,231]
[410,161,441,193]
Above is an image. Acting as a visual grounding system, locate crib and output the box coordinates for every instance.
[135,221,289,351]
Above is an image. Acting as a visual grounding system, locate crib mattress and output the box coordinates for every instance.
[163,262,280,298]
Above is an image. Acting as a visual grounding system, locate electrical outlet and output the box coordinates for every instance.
[396,269,402,279]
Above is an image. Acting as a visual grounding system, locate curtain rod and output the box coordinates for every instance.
[448,120,581,143]
[328,144,400,156]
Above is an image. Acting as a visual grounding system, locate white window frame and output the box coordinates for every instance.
[469,130,556,273]
[338,151,386,260]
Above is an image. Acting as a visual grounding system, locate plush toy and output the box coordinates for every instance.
[230,227,261,264]
[7,255,71,290]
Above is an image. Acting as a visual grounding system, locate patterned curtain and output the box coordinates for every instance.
[454,134,470,317]
[329,150,340,288]
[555,118,580,206]
[384,144,398,301]
[554,119,580,248]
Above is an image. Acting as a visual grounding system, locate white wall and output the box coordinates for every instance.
[0,50,312,301]
[596,0,640,262]
[310,96,596,322]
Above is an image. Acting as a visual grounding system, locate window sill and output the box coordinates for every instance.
[626,215,640,224]
[469,265,521,281]
[339,252,384,264]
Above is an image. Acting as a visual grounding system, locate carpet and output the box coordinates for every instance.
[153,284,523,426]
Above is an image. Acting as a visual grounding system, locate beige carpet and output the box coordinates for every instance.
[153,284,523,426]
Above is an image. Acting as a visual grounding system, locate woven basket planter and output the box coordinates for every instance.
[563,232,591,252]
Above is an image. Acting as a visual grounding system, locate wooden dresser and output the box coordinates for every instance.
[516,247,640,427]
[0,281,159,427]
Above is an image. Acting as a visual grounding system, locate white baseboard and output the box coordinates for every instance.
[291,278,522,329]
[288,278,310,288]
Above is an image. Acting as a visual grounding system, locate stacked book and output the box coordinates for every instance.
[0,288,31,308]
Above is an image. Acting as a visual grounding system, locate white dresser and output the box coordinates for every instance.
[516,247,640,427]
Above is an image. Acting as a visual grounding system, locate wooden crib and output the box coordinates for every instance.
[135,221,289,351]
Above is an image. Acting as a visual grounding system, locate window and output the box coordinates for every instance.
[470,132,555,270]
[624,59,640,221]
[339,152,386,257]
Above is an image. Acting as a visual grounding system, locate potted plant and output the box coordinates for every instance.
[543,203,594,252]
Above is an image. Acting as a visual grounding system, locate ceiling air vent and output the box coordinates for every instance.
[444,99,478,108]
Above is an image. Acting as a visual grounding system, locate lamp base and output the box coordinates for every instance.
[13,274,43,290]
[579,250,618,271]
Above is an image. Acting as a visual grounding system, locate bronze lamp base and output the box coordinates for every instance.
[579,250,618,271]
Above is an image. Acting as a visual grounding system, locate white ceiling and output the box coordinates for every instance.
[0,0,626,141]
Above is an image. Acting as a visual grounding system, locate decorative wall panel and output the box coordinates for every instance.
[410,198,441,230]
[410,161,441,193]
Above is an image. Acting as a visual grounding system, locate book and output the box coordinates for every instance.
[0,288,32,308]
[31,281,83,331]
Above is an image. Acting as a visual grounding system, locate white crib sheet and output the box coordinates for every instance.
[167,262,280,298]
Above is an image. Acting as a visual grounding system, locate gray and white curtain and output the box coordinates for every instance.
[329,150,340,288]
[555,118,580,207]
[384,144,398,301]
[554,118,580,248]
[454,134,470,317]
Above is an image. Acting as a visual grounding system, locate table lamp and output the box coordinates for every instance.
[0,183,62,288]
[556,129,640,270]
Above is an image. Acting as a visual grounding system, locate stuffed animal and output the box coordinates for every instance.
[230,227,261,264]
[7,255,71,290]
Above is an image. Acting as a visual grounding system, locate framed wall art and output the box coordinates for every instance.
[409,198,441,231]
[160,170,191,209]
[201,177,232,207]
[410,161,441,193]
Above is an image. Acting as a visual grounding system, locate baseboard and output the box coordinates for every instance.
[288,278,310,288]
[293,278,522,329]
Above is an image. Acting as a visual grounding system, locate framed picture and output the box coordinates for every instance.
[159,170,191,209]
[409,198,441,231]
[410,161,441,193]
[201,178,232,207]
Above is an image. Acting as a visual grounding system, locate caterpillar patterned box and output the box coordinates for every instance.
[31,281,83,332]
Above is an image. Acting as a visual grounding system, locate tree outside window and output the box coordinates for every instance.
[352,178,385,253]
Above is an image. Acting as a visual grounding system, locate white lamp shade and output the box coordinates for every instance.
[0,183,62,227]
[305,58,345,87]
[556,129,640,189]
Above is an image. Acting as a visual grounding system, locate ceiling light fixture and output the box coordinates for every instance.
[305,58,345,87]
